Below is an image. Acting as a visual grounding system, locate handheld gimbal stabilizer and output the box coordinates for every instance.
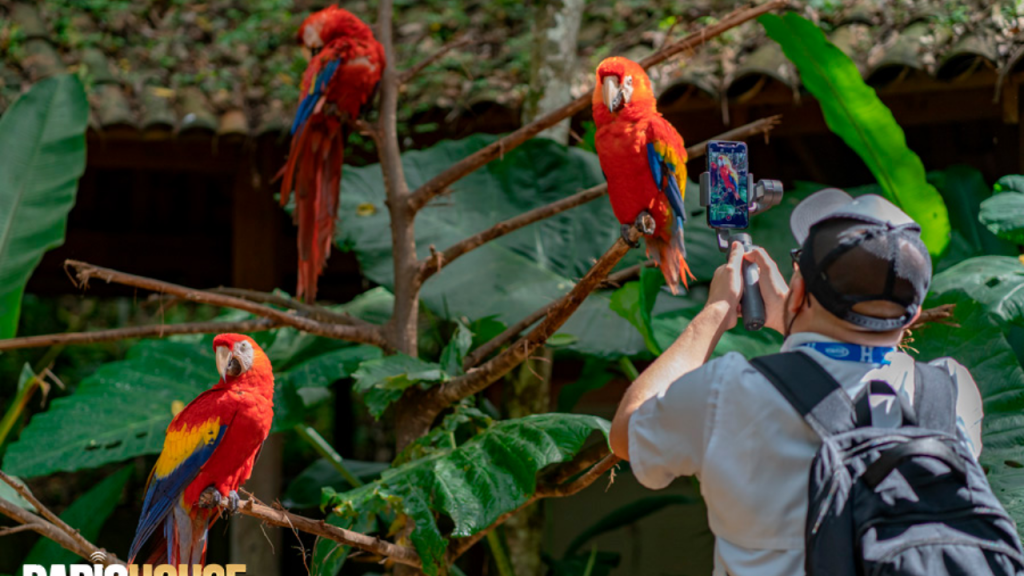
[699,163,784,331]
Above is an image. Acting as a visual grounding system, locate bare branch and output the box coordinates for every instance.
[909,304,956,330]
[464,300,557,369]
[0,319,282,352]
[398,35,474,84]
[210,287,373,328]
[418,184,608,284]
[227,498,422,569]
[437,224,643,406]
[407,1,786,213]
[0,472,125,566]
[63,260,389,349]
[418,115,783,285]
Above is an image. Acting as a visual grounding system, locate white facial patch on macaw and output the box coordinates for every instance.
[215,340,254,379]
[621,75,634,105]
[232,340,255,373]
[303,23,324,48]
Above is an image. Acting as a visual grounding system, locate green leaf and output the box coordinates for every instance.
[3,332,350,478]
[981,188,1024,245]
[24,466,131,565]
[311,511,377,576]
[932,166,1015,268]
[928,256,1024,327]
[557,358,615,413]
[283,459,389,509]
[277,345,382,389]
[352,354,448,419]
[912,290,1024,531]
[323,414,610,576]
[440,323,472,376]
[565,494,699,556]
[0,74,88,338]
[609,266,664,356]
[759,13,950,255]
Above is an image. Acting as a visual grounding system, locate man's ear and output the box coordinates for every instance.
[789,270,806,314]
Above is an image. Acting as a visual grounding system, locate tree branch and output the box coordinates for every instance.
[0,471,125,567]
[406,1,786,213]
[398,35,474,84]
[0,319,282,352]
[463,301,556,370]
[63,260,389,349]
[437,224,643,406]
[230,498,422,569]
[418,115,783,285]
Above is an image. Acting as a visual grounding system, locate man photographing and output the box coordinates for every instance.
[608,189,1024,575]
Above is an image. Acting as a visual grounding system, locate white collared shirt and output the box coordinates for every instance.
[627,332,984,576]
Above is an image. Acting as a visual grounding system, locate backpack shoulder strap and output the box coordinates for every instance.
[912,361,957,435]
[750,352,859,438]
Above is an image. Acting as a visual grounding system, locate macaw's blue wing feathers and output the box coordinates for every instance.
[290,58,342,135]
[128,421,227,563]
[646,142,687,224]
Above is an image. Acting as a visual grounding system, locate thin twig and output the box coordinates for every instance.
[62,260,389,349]
[418,115,783,286]
[0,319,282,352]
[0,472,125,566]
[398,35,474,84]
[600,261,656,289]
[407,1,786,213]
[210,287,372,328]
[464,301,557,369]
[437,224,643,406]
[909,304,956,330]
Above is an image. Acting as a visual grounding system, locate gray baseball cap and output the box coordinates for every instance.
[789,188,931,331]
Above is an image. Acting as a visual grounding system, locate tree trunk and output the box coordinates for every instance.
[522,0,585,143]
[502,346,554,576]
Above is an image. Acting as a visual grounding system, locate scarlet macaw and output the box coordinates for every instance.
[592,57,693,293]
[716,154,741,202]
[128,334,275,566]
[282,6,385,302]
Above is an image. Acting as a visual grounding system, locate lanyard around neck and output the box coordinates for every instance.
[797,341,895,365]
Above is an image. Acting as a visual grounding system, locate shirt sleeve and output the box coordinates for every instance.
[627,352,736,489]
[929,357,984,459]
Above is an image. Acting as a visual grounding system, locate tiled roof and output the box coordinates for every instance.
[1,0,1019,139]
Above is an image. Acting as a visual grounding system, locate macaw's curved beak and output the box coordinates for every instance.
[603,76,622,114]
[216,346,243,379]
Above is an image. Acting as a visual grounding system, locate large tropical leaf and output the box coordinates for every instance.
[317,413,610,576]
[23,466,131,566]
[334,135,723,358]
[928,256,1024,328]
[980,175,1024,246]
[759,13,949,255]
[3,328,381,478]
[0,74,88,338]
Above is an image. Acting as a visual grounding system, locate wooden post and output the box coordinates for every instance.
[230,143,283,574]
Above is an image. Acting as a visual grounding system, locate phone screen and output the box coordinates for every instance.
[706,140,750,229]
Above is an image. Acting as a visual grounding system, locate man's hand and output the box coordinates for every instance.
[743,247,789,334]
[706,241,746,330]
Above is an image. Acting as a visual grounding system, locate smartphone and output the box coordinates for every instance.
[706,140,750,229]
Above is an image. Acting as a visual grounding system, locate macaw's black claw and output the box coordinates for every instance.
[198,486,222,509]
[621,224,641,248]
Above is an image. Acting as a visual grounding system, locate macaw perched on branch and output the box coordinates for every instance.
[282,6,385,302]
[128,334,274,567]
[592,57,694,294]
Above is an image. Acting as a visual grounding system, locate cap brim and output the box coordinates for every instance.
[790,188,853,244]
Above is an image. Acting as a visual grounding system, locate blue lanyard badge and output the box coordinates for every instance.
[797,342,895,365]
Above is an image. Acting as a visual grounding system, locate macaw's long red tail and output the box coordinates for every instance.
[645,219,694,295]
[133,503,215,573]
[281,116,346,303]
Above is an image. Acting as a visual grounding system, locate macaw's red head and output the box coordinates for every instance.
[298,5,374,56]
[212,334,273,391]
[593,57,657,124]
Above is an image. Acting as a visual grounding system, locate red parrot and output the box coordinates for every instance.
[716,154,741,202]
[282,6,385,303]
[128,334,275,567]
[592,57,694,294]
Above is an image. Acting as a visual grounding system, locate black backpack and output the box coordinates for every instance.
[750,352,1024,576]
